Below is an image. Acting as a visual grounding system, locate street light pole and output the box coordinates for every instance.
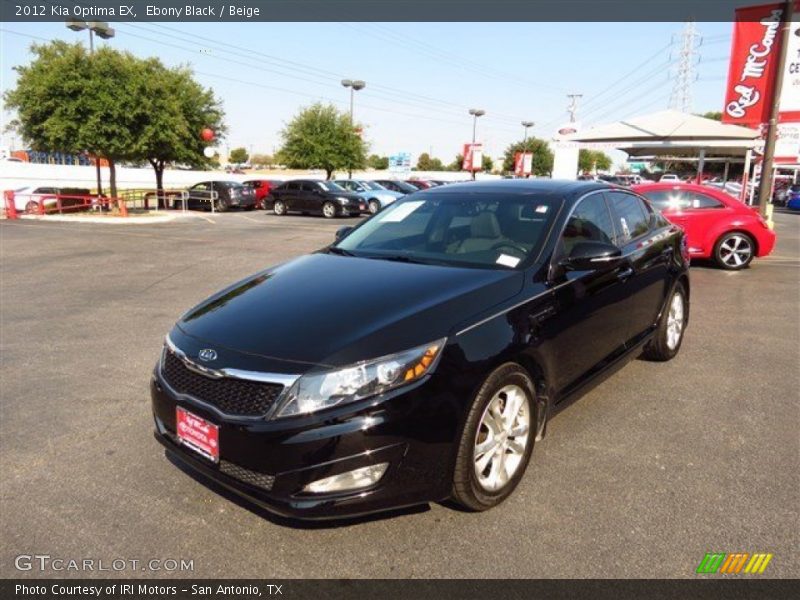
[341,79,365,178]
[521,120,534,178]
[66,19,115,199]
[468,108,485,180]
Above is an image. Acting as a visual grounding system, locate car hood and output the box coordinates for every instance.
[175,253,523,370]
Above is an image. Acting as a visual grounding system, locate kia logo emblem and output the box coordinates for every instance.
[198,349,217,362]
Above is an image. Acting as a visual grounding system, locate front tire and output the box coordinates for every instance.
[642,282,687,362]
[25,201,40,214]
[322,201,338,219]
[714,232,754,270]
[368,199,380,214]
[452,363,536,511]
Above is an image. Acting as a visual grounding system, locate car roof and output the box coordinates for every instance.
[420,178,611,198]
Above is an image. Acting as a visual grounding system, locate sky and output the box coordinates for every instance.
[0,21,734,168]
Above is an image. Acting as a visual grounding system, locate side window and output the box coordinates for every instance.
[301,182,318,193]
[561,193,616,255]
[191,183,209,191]
[285,182,299,191]
[250,181,261,189]
[642,190,691,211]
[687,192,724,209]
[608,192,650,244]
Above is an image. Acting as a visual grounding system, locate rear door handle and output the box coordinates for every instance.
[617,267,634,281]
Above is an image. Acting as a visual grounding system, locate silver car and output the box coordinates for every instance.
[333,180,404,214]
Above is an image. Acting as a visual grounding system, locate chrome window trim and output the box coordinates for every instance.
[455,188,651,338]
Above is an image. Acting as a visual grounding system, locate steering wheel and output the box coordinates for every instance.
[491,241,528,256]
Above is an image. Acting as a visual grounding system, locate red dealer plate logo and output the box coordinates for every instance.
[176,407,219,463]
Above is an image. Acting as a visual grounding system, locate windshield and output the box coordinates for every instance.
[381,180,417,194]
[360,181,386,191]
[334,193,559,269]
[317,181,345,192]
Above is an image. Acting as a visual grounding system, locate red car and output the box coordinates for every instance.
[243,179,283,210]
[633,183,776,270]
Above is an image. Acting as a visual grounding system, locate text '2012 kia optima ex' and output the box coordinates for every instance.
[151,180,690,520]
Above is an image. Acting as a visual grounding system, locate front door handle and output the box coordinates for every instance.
[617,266,634,281]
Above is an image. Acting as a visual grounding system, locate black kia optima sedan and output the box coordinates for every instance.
[151,180,690,520]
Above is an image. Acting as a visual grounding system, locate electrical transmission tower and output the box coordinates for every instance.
[669,21,701,113]
[567,94,582,123]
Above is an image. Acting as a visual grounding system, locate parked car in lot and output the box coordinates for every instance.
[787,188,800,211]
[333,179,404,214]
[181,181,256,212]
[374,179,421,195]
[243,179,283,210]
[9,186,94,213]
[405,179,436,189]
[658,173,680,182]
[266,180,365,218]
[634,183,776,270]
[774,183,800,208]
[151,180,690,520]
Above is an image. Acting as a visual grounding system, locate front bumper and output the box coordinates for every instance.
[150,366,457,520]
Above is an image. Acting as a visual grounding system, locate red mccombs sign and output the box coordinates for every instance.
[723,1,798,126]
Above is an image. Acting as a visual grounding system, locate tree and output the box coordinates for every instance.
[229,147,249,164]
[137,60,225,206]
[277,103,367,179]
[416,152,445,171]
[4,41,226,203]
[578,149,612,173]
[700,111,722,121]
[482,154,494,172]
[501,138,553,176]
[250,153,274,167]
[4,42,144,198]
[367,154,389,169]
[448,154,464,172]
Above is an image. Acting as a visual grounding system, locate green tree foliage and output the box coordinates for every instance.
[137,60,225,204]
[700,111,723,121]
[416,152,445,171]
[277,103,367,179]
[501,138,553,176]
[367,154,389,169]
[482,154,494,172]
[4,41,225,202]
[250,153,274,167]
[448,154,464,172]
[578,149,613,173]
[229,147,249,164]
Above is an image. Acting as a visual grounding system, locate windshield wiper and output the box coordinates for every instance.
[326,246,356,257]
[365,253,438,265]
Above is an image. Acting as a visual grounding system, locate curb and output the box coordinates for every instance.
[18,212,199,225]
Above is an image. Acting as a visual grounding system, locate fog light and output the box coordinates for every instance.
[303,463,388,494]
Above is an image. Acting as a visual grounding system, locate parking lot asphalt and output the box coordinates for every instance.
[1,209,798,579]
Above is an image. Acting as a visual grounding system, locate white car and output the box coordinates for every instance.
[659,174,680,182]
[6,185,94,213]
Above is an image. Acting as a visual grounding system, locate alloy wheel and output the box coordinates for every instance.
[719,234,752,268]
[473,385,530,492]
[323,202,336,218]
[666,292,684,350]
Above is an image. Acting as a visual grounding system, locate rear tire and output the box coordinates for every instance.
[322,201,338,219]
[273,200,286,216]
[452,363,536,512]
[714,232,754,270]
[25,201,40,214]
[642,282,687,362]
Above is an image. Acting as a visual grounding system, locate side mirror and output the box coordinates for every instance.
[561,241,621,271]
[335,226,353,240]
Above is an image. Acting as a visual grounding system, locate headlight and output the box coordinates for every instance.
[273,338,446,419]
[336,196,350,204]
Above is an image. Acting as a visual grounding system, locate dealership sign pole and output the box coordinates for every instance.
[757,0,795,215]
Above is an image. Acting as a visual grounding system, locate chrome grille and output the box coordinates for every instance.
[162,348,283,417]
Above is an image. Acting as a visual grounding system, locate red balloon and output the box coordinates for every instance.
[201,128,215,142]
